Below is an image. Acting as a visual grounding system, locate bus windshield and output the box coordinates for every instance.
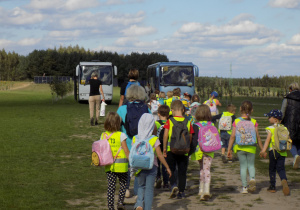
[80,65,112,85]
[160,66,194,86]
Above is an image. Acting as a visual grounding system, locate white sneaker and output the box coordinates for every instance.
[241,187,248,194]
[125,189,130,198]
[293,155,300,169]
[248,179,256,193]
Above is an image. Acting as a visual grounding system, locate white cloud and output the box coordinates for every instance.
[27,0,65,10]
[269,0,300,9]
[121,25,157,36]
[18,38,41,46]
[27,0,99,11]
[0,39,14,48]
[288,33,300,45]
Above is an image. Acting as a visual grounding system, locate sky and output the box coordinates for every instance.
[0,0,300,78]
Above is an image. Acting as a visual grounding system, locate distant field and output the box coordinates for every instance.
[0,82,288,209]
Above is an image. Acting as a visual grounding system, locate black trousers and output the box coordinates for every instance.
[269,150,287,186]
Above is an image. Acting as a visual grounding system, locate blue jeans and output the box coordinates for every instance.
[157,159,169,185]
[220,132,230,149]
[290,144,300,157]
[237,151,256,187]
[134,166,157,210]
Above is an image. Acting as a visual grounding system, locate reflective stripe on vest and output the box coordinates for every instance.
[104,131,128,173]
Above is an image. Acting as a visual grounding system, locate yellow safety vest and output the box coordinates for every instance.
[233,118,257,154]
[167,117,191,156]
[165,96,180,115]
[266,126,287,157]
[103,132,128,173]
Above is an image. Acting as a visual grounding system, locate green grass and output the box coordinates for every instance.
[0,84,294,209]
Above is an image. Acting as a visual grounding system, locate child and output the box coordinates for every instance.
[102,112,130,210]
[204,91,222,116]
[227,101,263,194]
[172,87,181,99]
[212,104,237,163]
[149,93,159,120]
[259,109,290,196]
[133,113,171,210]
[155,105,170,189]
[163,100,194,199]
[165,91,174,115]
[181,92,191,115]
[190,94,201,124]
[191,104,215,201]
[157,91,166,106]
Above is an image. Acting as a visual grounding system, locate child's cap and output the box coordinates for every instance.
[264,109,282,120]
[211,91,218,97]
[184,92,191,98]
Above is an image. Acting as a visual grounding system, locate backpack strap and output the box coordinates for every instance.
[101,132,115,141]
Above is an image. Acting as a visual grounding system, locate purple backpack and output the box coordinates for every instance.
[195,122,221,152]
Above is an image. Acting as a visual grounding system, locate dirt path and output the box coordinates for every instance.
[120,152,300,210]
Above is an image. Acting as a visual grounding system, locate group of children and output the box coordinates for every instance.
[101,89,291,210]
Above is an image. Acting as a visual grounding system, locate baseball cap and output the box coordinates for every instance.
[211,91,218,97]
[264,109,282,120]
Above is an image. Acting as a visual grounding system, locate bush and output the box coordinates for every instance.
[50,77,73,101]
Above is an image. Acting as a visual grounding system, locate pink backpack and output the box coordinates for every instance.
[195,122,221,152]
[91,132,121,166]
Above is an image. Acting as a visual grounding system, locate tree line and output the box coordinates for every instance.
[0,45,168,82]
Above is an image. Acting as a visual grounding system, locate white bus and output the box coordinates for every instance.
[74,61,117,104]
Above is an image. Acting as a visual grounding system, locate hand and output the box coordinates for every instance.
[227,150,232,159]
[163,149,167,158]
[166,168,172,178]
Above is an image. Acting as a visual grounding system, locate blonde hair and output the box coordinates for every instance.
[289,82,299,91]
[104,112,121,132]
[159,91,166,98]
[128,69,139,80]
[195,104,212,121]
[240,101,253,120]
[167,91,173,98]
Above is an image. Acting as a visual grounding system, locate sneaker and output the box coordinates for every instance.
[170,186,178,198]
[221,154,228,163]
[95,120,98,125]
[155,178,162,189]
[125,189,130,198]
[281,179,290,196]
[293,155,300,169]
[177,192,186,199]
[267,185,276,193]
[241,187,248,194]
[117,203,126,210]
[90,118,94,126]
[248,179,256,193]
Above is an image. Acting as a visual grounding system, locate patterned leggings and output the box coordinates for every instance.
[199,155,213,183]
[106,171,128,210]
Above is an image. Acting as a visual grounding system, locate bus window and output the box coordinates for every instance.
[160,66,193,86]
[80,65,113,85]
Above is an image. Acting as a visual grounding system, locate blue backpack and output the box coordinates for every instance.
[235,117,256,146]
[129,135,155,170]
[124,81,140,97]
[124,101,149,138]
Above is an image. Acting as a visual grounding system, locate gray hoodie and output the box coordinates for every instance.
[136,113,155,141]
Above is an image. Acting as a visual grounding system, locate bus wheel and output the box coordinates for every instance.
[106,100,112,105]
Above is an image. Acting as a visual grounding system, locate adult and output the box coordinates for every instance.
[145,83,151,97]
[117,85,151,198]
[88,72,105,126]
[281,82,300,169]
[118,69,140,107]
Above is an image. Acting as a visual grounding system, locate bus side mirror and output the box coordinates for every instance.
[76,65,79,76]
[114,66,117,76]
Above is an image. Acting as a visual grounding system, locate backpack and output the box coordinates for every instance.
[219,114,232,131]
[169,117,191,155]
[150,100,159,114]
[190,102,200,117]
[129,136,155,170]
[91,132,121,166]
[235,118,256,146]
[158,98,165,105]
[195,122,221,152]
[124,81,140,97]
[272,124,292,152]
[124,101,149,138]
[205,99,217,115]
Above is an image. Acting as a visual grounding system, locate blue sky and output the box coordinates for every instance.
[1,0,300,78]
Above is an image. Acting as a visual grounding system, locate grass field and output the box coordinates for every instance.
[0,83,292,209]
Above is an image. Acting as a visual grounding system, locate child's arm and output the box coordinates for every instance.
[155,146,172,177]
[259,132,271,159]
[163,128,169,157]
[255,126,263,150]
[121,140,130,159]
[227,127,236,159]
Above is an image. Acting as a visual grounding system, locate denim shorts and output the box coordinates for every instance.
[220,132,230,148]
